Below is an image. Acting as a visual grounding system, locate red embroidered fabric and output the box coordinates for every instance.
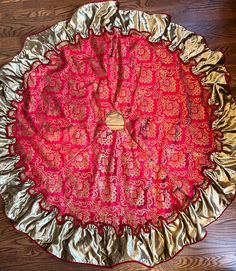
[11,30,217,234]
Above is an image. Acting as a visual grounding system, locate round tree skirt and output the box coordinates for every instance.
[0,0,236,268]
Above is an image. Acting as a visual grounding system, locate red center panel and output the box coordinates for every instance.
[11,30,217,235]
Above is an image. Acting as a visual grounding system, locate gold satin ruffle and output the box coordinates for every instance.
[0,0,236,267]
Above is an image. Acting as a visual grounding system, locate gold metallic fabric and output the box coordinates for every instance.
[0,0,236,267]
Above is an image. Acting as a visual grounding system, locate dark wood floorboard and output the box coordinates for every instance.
[0,0,236,270]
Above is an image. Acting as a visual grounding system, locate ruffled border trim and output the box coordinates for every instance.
[0,0,236,267]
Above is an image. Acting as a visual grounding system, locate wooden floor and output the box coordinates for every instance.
[0,0,236,270]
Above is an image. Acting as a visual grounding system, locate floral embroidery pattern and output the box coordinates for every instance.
[11,31,217,235]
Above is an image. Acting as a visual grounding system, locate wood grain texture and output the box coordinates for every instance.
[0,0,236,270]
